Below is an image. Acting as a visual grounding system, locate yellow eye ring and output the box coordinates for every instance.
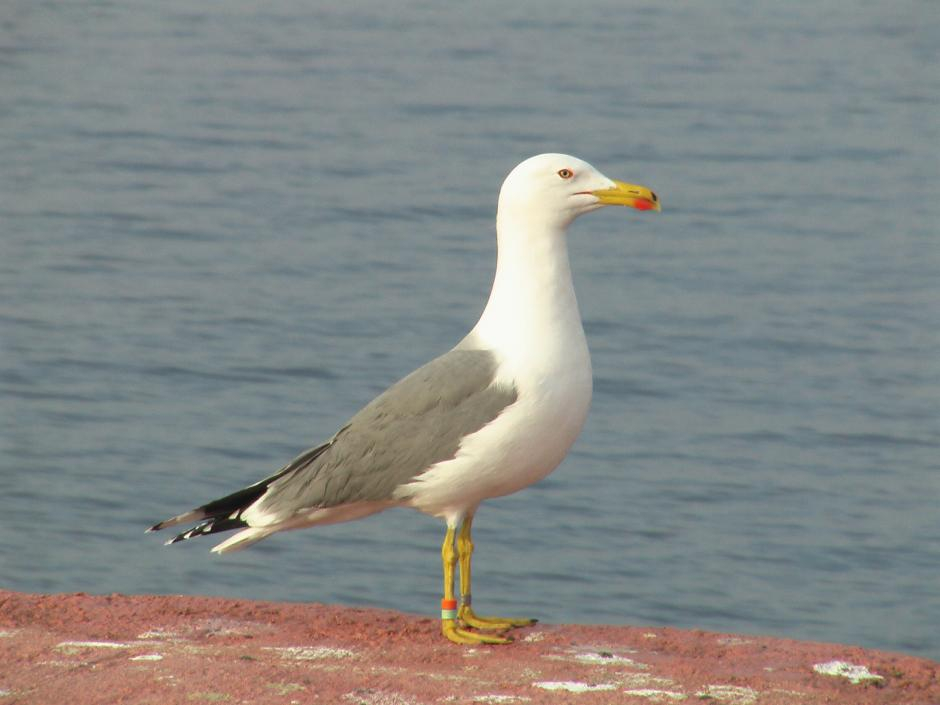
[557,168,574,179]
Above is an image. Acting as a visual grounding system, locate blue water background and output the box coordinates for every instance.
[2,1,938,659]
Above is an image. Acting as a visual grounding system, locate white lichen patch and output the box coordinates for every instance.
[694,685,759,705]
[55,640,141,651]
[573,651,647,668]
[472,696,530,703]
[34,659,82,668]
[266,682,306,695]
[265,645,356,660]
[522,632,545,643]
[342,690,417,705]
[138,628,178,640]
[622,674,682,690]
[533,681,617,693]
[623,689,687,701]
[766,688,809,699]
[0,630,19,638]
[130,654,164,661]
[202,619,267,636]
[716,637,753,646]
[187,691,230,702]
[813,660,884,684]
[544,647,647,670]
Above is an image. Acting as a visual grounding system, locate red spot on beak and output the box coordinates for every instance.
[634,199,655,211]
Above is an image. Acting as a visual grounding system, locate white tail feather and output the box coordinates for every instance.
[210,527,275,554]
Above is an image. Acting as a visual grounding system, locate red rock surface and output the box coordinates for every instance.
[0,590,936,704]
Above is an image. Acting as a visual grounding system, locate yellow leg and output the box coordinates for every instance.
[456,515,537,631]
[440,524,509,645]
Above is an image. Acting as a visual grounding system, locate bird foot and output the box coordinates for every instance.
[459,605,537,631]
[442,619,512,645]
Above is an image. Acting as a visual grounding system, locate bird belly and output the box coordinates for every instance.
[399,370,591,523]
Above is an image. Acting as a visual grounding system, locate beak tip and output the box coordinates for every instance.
[593,181,661,213]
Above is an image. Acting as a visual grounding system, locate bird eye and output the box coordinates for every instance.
[557,168,574,179]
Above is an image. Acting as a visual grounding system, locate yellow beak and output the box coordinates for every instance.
[591,180,661,212]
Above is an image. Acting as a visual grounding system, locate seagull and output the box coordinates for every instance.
[148,153,660,644]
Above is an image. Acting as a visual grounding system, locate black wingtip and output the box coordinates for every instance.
[158,516,251,547]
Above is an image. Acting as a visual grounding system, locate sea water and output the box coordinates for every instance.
[1,0,937,658]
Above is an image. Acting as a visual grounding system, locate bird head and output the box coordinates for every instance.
[497,153,660,230]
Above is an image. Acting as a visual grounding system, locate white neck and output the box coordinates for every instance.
[467,210,589,379]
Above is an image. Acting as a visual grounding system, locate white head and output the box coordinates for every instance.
[497,153,660,231]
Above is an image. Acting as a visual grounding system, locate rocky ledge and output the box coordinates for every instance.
[0,590,936,704]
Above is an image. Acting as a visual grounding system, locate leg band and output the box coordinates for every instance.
[441,598,458,620]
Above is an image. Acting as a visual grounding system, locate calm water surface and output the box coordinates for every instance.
[2,1,938,659]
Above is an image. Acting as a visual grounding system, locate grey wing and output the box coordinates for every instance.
[253,348,517,523]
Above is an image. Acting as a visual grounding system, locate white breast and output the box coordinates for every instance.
[401,208,593,525]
